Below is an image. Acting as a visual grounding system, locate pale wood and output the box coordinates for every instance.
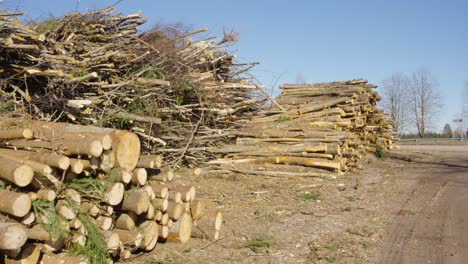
[148,167,174,182]
[160,213,169,225]
[55,200,76,220]
[4,243,40,264]
[153,198,169,212]
[167,201,184,221]
[0,156,34,187]
[105,182,124,206]
[100,230,120,251]
[166,213,193,243]
[190,199,206,221]
[168,190,182,203]
[0,128,33,140]
[69,159,84,174]
[149,181,169,198]
[36,189,56,201]
[139,221,158,249]
[114,228,142,247]
[99,150,115,171]
[26,225,50,241]
[0,190,31,217]
[158,225,169,239]
[6,138,103,158]
[0,149,70,170]
[131,168,147,186]
[115,213,137,230]
[122,190,150,215]
[137,155,162,169]
[95,216,112,231]
[169,184,195,202]
[191,209,222,240]
[0,221,28,250]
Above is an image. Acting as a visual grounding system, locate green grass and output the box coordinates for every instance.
[242,235,275,253]
[298,193,320,201]
[375,147,385,158]
[276,115,291,122]
[321,243,337,251]
[326,256,337,263]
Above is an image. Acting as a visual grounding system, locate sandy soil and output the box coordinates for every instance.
[127,145,468,264]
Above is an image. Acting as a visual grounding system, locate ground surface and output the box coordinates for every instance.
[129,144,468,264]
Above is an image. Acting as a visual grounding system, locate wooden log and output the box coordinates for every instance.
[0,149,70,170]
[191,209,222,240]
[131,168,147,186]
[100,230,120,251]
[4,243,40,264]
[107,168,131,184]
[148,168,174,182]
[153,198,168,212]
[99,150,115,171]
[26,225,50,241]
[121,190,150,215]
[166,202,184,221]
[160,213,169,225]
[95,216,113,231]
[6,139,103,158]
[146,201,155,219]
[12,211,35,225]
[137,155,162,169]
[0,190,31,217]
[0,129,33,140]
[158,225,169,239]
[0,221,28,250]
[139,221,158,249]
[169,185,195,202]
[168,190,182,204]
[149,182,169,198]
[104,182,124,206]
[114,229,143,247]
[69,159,84,174]
[166,213,193,243]
[55,200,76,220]
[115,213,137,230]
[0,156,34,187]
[36,189,56,201]
[190,199,206,221]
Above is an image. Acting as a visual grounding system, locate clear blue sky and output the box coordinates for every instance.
[3,0,468,132]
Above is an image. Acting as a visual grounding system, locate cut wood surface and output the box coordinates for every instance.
[0,221,28,250]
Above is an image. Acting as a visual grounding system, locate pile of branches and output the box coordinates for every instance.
[0,8,263,167]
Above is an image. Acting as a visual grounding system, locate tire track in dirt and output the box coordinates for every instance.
[377,147,468,264]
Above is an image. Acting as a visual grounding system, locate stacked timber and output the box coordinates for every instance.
[0,9,263,167]
[208,79,397,176]
[0,118,222,264]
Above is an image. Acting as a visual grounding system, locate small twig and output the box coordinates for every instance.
[194,237,226,251]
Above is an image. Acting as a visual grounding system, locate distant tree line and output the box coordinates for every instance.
[379,68,444,137]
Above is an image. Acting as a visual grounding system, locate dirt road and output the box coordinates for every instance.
[377,145,468,264]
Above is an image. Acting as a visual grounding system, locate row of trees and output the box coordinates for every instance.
[379,69,443,136]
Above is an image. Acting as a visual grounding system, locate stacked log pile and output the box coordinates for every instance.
[0,119,223,264]
[0,9,263,167]
[208,79,397,176]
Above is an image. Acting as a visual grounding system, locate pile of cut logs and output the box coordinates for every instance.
[0,118,222,263]
[207,79,397,176]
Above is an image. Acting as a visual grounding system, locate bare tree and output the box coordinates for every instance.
[408,68,442,137]
[380,73,410,133]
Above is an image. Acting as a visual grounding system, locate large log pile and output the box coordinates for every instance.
[208,79,398,176]
[0,119,223,263]
[0,9,263,167]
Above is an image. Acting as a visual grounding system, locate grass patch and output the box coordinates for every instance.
[321,243,337,251]
[298,193,320,201]
[375,147,385,158]
[326,256,337,263]
[242,235,275,253]
[276,115,291,122]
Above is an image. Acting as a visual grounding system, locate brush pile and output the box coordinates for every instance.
[207,79,398,177]
[0,8,263,167]
[0,118,223,264]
